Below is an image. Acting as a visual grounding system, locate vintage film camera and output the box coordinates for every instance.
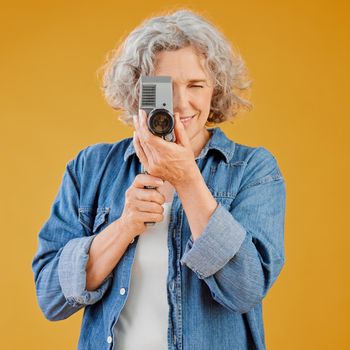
[139,75,175,141]
[138,75,175,225]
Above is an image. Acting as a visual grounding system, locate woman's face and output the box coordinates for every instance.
[154,46,214,148]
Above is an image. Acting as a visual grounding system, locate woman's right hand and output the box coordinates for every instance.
[119,173,166,239]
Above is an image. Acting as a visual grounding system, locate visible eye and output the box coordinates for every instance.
[190,85,204,88]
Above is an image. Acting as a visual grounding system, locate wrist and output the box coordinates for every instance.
[112,218,135,244]
[174,164,201,191]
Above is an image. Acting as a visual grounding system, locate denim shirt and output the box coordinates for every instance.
[32,127,286,350]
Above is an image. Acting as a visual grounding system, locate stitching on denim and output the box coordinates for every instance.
[93,210,110,233]
[240,172,284,192]
[209,161,245,198]
[67,161,81,194]
[226,161,246,167]
[78,207,111,233]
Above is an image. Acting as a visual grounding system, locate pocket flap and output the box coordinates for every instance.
[93,207,110,232]
[78,207,110,233]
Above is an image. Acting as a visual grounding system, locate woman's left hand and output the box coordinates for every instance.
[133,109,199,187]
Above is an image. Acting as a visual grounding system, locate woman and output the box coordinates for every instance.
[32,9,286,350]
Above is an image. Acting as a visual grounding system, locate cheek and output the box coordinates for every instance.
[190,91,212,112]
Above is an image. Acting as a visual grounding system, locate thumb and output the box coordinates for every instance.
[174,112,190,147]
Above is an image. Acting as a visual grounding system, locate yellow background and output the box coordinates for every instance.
[1,0,349,349]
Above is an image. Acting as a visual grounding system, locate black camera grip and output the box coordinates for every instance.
[140,164,156,226]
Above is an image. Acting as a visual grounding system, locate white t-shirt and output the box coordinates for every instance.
[113,200,173,350]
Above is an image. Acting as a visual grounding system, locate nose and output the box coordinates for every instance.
[173,86,190,114]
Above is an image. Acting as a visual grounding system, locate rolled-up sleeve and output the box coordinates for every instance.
[58,235,113,307]
[32,150,113,321]
[180,147,286,314]
[180,203,246,278]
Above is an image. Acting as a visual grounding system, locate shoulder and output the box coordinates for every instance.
[230,142,284,190]
[81,137,132,162]
[212,128,281,171]
[232,142,278,166]
[66,137,133,179]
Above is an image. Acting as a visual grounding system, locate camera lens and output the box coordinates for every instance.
[148,109,174,136]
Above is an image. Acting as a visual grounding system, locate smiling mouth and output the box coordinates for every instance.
[180,114,196,122]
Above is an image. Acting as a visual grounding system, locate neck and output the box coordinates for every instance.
[191,128,211,158]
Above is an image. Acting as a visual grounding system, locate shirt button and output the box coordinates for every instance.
[107,336,112,344]
[119,288,126,295]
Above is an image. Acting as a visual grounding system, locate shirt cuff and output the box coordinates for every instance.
[180,203,246,279]
[58,234,113,307]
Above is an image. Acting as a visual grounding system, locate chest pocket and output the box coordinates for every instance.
[78,207,111,234]
[208,161,245,198]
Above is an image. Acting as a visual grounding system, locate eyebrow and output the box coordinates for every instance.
[188,79,207,83]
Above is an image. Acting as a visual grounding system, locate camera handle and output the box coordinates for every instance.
[140,163,156,226]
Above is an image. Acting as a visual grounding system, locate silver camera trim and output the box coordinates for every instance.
[139,75,175,142]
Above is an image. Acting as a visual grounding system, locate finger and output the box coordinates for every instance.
[138,109,162,145]
[133,173,164,189]
[133,114,139,131]
[174,112,191,148]
[138,109,153,140]
[133,131,149,170]
[138,211,164,224]
[133,200,164,214]
[136,188,166,205]
[137,131,154,166]
[136,110,157,159]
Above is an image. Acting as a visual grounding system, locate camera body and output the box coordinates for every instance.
[139,75,176,142]
[138,76,175,226]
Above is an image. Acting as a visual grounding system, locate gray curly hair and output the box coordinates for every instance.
[98,9,253,126]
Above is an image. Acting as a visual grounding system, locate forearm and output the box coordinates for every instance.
[175,166,218,240]
[86,218,133,291]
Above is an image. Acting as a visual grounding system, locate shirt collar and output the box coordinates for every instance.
[123,127,235,163]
